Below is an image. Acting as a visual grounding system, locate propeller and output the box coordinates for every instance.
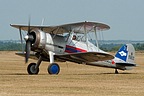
[24,18,34,63]
[25,39,31,63]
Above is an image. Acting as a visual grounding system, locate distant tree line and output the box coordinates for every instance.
[0,41,144,51]
[0,41,21,51]
[100,43,144,51]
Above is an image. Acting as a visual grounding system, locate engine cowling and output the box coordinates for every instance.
[29,28,66,54]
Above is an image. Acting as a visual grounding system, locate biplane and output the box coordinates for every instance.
[10,21,136,74]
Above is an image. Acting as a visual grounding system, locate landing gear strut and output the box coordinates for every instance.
[47,51,60,75]
[27,56,42,75]
[115,69,119,74]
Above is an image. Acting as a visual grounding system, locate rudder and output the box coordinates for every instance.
[115,44,135,63]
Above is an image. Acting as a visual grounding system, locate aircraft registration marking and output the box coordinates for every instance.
[118,51,127,56]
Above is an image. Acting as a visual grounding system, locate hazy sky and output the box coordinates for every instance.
[0,0,144,40]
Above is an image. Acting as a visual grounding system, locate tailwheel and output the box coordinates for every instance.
[27,63,39,75]
[48,63,60,75]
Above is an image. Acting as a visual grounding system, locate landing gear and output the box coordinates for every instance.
[115,69,119,74]
[27,51,60,75]
[27,56,42,75]
[48,63,60,74]
[47,51,60,75]
[27,62,60,75]
[27,63,39,74]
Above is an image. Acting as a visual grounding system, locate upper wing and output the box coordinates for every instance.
[60,21,110,33]
[10,24,67,34]
[55,52,114,64]
[10,21,110,34]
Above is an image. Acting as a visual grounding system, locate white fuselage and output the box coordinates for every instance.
[32,30,134,71]
[64,34,134,70]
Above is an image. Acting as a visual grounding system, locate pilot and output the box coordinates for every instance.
[72,35,77,40]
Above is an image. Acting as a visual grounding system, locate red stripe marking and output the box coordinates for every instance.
[65,45,87,53]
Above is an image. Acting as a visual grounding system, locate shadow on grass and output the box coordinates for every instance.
[0,73,28,75]
[0,72,138,76]
[101,72,137,74]
[66,72,138,76]
[0,73,50,76]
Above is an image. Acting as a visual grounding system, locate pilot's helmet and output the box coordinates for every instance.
[72,35,76,40]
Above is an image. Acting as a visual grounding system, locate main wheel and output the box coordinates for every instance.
[48,63,60,75]
[27,63,39,75]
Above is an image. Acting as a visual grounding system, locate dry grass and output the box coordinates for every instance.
[0,51,144,96]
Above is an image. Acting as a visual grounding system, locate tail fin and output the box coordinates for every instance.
[114,44,135,64]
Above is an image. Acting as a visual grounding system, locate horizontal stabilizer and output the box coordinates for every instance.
[116,63,136,66]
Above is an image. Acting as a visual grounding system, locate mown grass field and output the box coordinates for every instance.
[0,51,144,96]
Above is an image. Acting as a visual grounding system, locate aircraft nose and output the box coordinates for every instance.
[24,35,34,42]
[24,35,29,41]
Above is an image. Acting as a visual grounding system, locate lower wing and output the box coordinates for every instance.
[16,52,114,64]
[56,52,114,64]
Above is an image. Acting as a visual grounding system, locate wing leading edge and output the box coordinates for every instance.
[10,21,110,34]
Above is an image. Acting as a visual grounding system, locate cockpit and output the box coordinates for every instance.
[64,33,87,42]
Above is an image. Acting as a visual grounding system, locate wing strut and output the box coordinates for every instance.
[41,18,45,25]
[52,27,60,39]
[40,18,45,30]
[84,21,88,51]
[19,27,24,53]
[94,26,99,51]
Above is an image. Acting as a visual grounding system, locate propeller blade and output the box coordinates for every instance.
[28,16,31,34]
[25,40,31,63]
[25,16,31,63]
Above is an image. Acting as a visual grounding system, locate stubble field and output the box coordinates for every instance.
[0,51,144,96]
